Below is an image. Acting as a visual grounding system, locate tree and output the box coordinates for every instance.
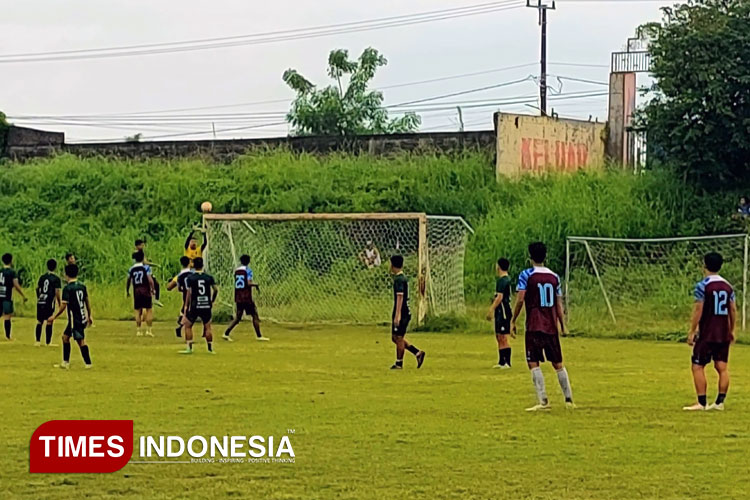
[639,0,750,186]
[283,48,420,136]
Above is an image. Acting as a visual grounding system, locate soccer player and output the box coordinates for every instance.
[184,230,207,269]
[487,257,513,368]
[166,256,192,338]
[35,259,62,347]
[65,253,76,266]
[223,254,269,342]
[49,263,92,369]
[181,257,218,354]
[683,252,736,411]
[511,242,574,411]
[134,239,162,307]
[389,255,425,370]
[1,253,28,341]
[127,250,155,337]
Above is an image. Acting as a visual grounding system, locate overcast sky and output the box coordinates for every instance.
[0,0,668,142]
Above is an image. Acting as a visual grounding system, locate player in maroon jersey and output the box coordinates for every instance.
[511,242,574,411]
[223,255,269,342]
[684,252,736,411]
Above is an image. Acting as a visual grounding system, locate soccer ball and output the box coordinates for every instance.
[201,201,213,213]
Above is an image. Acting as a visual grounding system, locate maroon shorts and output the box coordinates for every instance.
[691,341,730,366]
[525,331,563,364]
[236,302,258,317]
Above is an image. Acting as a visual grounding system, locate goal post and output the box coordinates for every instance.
[202,213,473,325]
[565,234,749,336]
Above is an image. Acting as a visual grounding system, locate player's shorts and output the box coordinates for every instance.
[236,302,258,317]
[525,331,563,364]
[37,303,54,323]
[186,308,212,325]
[691,340,730,366]
[494,308,511,335]
[1,299,14,316]
[134,295,153,310]
[63,323,86,341]
[392,316,411,337]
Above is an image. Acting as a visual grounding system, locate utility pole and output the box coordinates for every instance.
[527,0,556,116]
[456,106,465,132]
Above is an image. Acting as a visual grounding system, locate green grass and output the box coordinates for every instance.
[2,317,750,499]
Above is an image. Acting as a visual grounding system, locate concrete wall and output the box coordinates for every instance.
[607,72,637,164]
[57,131,496,162]
[494,112,607,178]
[3,126,65,159]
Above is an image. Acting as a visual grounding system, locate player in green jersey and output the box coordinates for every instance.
[1,253,28,341]
[50,264,93,369]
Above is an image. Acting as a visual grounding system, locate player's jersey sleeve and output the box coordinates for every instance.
[247,268,254,281]
[517,269,532,292]
[53,275,61,290]
[495,278,502,294]
[694,279,707,302]
[394,277,406,294]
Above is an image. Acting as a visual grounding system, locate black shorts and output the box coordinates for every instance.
[186,308,212,325]
[37,303,54,323]
[134,295,153,310]
[692,341,730,366]
[236,302,258,317]
[525,331,563,364]
[392,316,411,337]
[494,308,511,335]
[63,323,86,341]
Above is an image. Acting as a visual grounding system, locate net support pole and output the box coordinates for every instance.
[744,235,748,331]
[417,214,428,325]
[202,215,210,270]
[565,238,571,320]
[583,241,617,324]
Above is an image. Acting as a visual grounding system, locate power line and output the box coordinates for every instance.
[0,1,525,64]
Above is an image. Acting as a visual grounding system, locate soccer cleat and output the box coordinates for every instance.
[682,403,706,411]
[222,335,234,342]
[84,364,93,370]
[154,300,164,308]
[46,343,59,347]
[207,350,217,355]
[565,401,577,410]
[178,349,193,355]
[525,403,551,412]
[136,331,143,337]
[707,403,725,411]
[55,362,70,370]
[389,364,403,370]
[256,336,270,342]
[501,364,512,370]
[34,342,41,347]
[493,364,503,369]
[145,331,155,338]
[416,351,426,369]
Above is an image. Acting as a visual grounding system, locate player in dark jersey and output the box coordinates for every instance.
[1,253,28,341]
[511,242,574,411]
[487,257,513,368]
[181,257,218,354]
[35,259,62,347]
[167,256,192,338]
[389,255,425,370]
[127,250,155,337]
[49,264,92,369]
[223,254,269,342]
[684,252,736,411]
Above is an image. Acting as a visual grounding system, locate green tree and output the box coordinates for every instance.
[283,48,421,136]
[639,0,750,186]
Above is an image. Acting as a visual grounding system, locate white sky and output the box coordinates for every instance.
[0,0,667,142]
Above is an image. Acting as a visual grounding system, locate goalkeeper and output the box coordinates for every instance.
[184,229,207,268]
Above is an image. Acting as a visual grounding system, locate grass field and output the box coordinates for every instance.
[2,317,750,500]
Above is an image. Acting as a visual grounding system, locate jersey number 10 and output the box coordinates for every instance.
[713,290,729,316]
[537,283,555,308]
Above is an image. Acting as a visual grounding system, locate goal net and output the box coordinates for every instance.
[203,213,473,324]
[566,235,748,336]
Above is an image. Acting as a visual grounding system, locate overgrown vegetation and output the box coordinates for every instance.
[0,150,737,321]
[639,0,750,186]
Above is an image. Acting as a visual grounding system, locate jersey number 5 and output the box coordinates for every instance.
[713,290,729,316]
[537,283,555,308]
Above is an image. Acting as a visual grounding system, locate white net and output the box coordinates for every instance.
[566,235,748,336]
[204,214,471,324]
